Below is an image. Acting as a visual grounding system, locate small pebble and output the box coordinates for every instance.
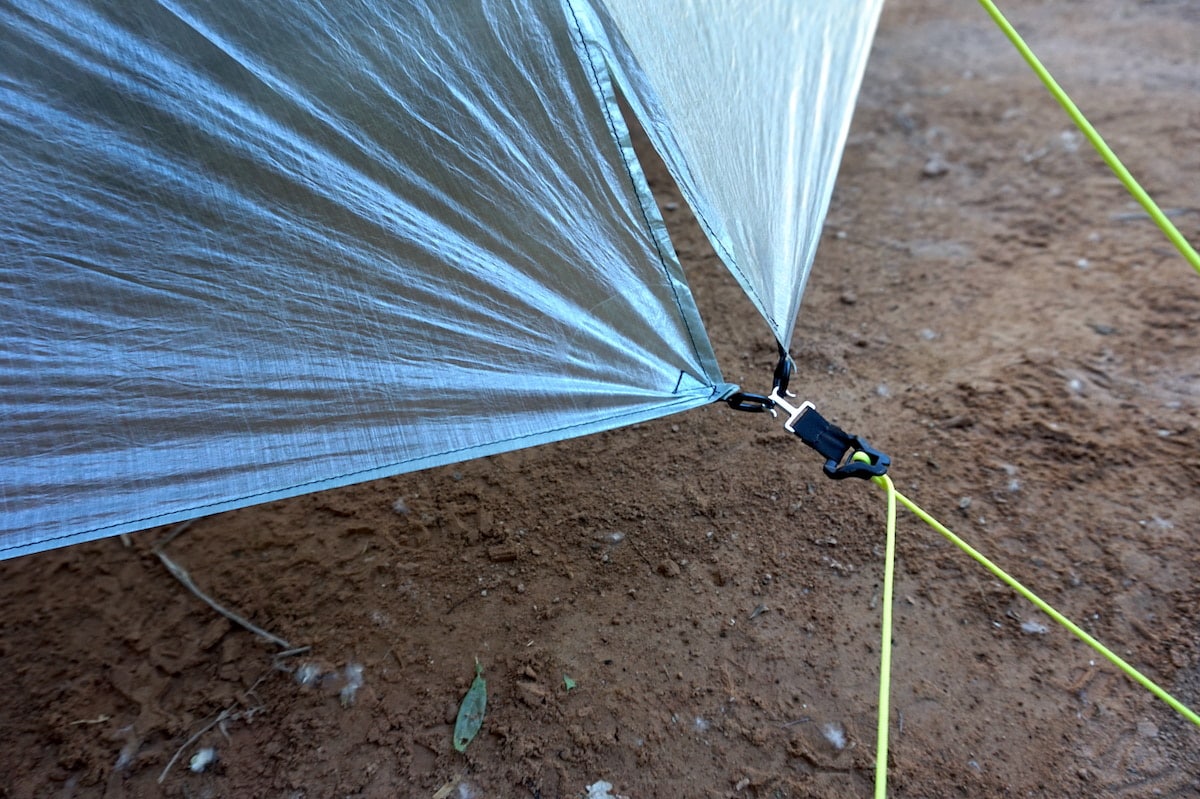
[922,155,949,177]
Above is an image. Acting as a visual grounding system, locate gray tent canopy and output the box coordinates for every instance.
[573,0,883,349]
[0,0,882,559]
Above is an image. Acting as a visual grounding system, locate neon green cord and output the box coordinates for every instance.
[856,453,1200,799]
[872,471,898,799]
[979,0,1200,276]
[880,480,1200,729]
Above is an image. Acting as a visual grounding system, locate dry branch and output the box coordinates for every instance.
[154,522,292,649]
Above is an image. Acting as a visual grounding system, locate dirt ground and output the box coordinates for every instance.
[3,1,1199,797]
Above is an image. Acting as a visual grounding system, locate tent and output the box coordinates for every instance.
[1,0,882,558]
[5,2,1198,795]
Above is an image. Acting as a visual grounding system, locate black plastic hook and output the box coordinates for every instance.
[724,392,776,413]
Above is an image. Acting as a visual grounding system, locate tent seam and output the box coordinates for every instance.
[564,0,780,339]
[563,1,718,372]
[689,205,780,335]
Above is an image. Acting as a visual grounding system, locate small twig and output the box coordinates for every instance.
[273,646,312,660]
[154,520,292,649]
[150,523,297,785]
[270,646,312,679]
[1111,207,1193,222]
[155,519,195,551]
[445,589,477,615]
[432,772,465,799]
[157,707,233,784]
[69,714,111,726]
[239,674,270,712]
[155,550,292,649]
[627,537,655,570]
[780,716,812,728]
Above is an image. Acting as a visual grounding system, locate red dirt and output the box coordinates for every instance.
[3,1,1199,797]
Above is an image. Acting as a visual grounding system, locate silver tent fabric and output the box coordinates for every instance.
[569,0,884,348]
[0,0,732,559]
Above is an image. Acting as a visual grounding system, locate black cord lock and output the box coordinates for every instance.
[768,388,890,480]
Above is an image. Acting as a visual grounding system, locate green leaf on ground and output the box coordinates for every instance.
[563,674,577,692]
[452,659,486,753]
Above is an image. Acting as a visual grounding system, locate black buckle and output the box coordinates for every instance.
[769,389,890,480]
[793,409,890,480]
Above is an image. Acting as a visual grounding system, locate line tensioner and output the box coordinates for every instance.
[725,348,890,480]
[768,389,890,480]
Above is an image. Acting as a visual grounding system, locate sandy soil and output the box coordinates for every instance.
[3,1,1199,797]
